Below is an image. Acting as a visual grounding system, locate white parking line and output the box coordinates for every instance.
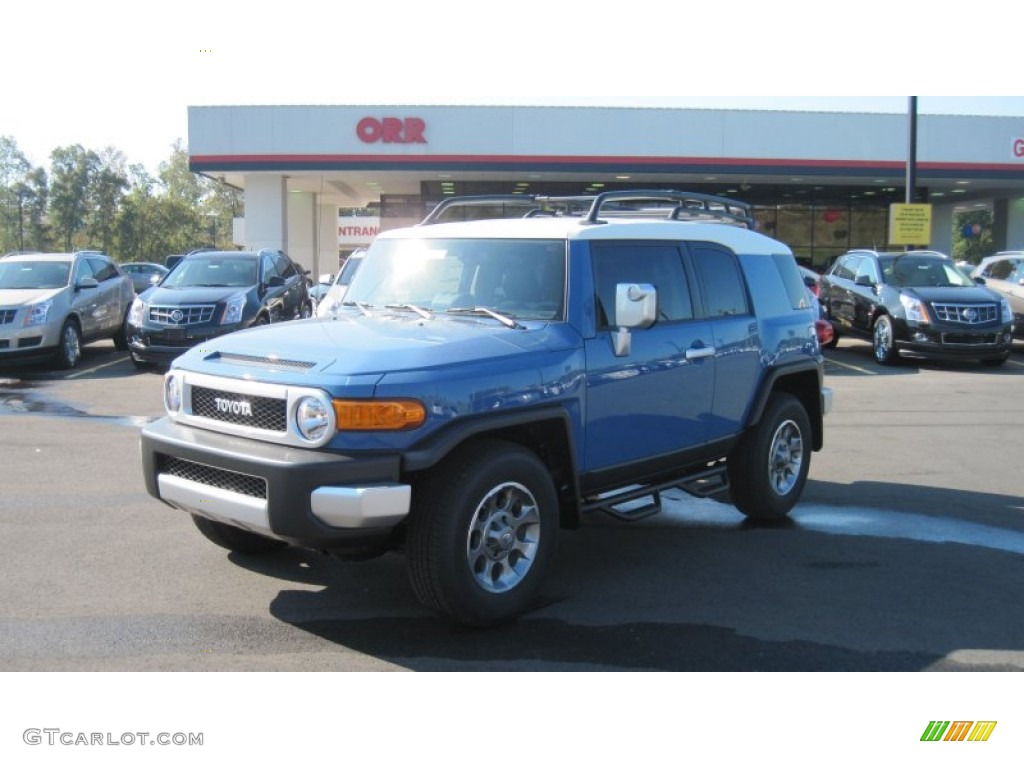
[66,356,128,379]
[824,357,877,375]
[1006,357,1024,369]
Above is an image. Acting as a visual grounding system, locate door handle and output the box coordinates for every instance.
[685,345,715,360]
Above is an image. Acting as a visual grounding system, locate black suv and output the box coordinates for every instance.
[127,248,312,367]
[820,249,1014,366]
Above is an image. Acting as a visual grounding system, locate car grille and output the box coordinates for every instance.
[0,309,16,325]
[149,304,217,325]
[941,332,1001,346]
[931,303,998,324]
[190,385,287,432]
[159,455,267,499]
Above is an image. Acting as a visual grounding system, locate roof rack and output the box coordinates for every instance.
[420,190,755,229]
[581,190,754,228]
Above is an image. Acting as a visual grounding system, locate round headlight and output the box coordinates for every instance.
[295,396,330,442]
[164,374,182,414]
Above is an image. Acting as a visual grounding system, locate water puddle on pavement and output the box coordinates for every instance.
[0,378,156,428]
[651,489,1024,556]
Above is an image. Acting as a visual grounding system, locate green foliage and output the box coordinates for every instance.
[0,136,242,260]
[951,208,994,265]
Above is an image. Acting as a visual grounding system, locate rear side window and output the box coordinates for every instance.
[770,253,812,310]
[691,244,750,317]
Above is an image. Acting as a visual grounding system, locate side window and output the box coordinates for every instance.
[273,252,298,279]
[88,257,118,282]
[261,253,277,281]
[590,242,693,328]
[988,260,1014,280]
[854,257,880,284]
[73,258,97,284]
[691,244,750,318]
[833,255,859,281]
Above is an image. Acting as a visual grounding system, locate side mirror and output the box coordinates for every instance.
[973,276,986,285]
[612,283,657,357]
[266,275,286,288]
[75,277,99,291]
[854,274,875,287]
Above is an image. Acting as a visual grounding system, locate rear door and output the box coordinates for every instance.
[583,240,714,471]
[689,243,760,443]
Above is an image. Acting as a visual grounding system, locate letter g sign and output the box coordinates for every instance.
[1014,138,1024,159]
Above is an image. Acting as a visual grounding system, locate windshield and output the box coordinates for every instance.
[880,256,975,288]
[344,238,566,321]
[0,260,71,289]
[162,256,258,288]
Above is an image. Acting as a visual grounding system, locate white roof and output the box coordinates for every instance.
[377,217,791,256]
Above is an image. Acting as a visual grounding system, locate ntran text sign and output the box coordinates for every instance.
[357,117,426,144]
[339,216,379,247]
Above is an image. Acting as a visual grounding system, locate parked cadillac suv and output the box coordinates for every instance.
[127,248,312,368]
[819,249,1013,365]
[0,250,134,369]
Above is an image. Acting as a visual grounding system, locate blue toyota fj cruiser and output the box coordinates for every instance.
[140,191,832,625]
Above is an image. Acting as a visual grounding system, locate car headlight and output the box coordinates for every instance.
[164,373,183,415]
[128,297,146,327]
[1000,298,1013,324]
[294,396,331,442]
[23,300,52,327]
[899,294,930,323]
[221,292,246,325]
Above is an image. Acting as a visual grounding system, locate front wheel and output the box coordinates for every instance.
[872,314,900,365]
[406,439,559,626]
[728,393,812,520]
[55,320,82,369]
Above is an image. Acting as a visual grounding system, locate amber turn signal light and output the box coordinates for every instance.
[332,399,426,431]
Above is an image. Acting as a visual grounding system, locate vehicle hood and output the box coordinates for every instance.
[900,285,1002,303]
[143,285,250,305]
[0,287,65,306]
[174,311,577,377]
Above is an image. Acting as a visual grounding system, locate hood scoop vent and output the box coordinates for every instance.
[210,351,317,372]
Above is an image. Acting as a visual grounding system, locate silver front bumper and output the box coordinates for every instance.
[157,474,411,539]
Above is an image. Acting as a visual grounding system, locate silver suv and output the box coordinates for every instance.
[0,251,135,369]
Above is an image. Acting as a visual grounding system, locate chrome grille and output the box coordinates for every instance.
[0,309,16,325]
[190,385,287,432]
[149,304,216,325]
[159,455,266,499]
[931,303,998,324]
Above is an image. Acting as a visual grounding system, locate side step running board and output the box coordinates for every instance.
[582,465,730,523]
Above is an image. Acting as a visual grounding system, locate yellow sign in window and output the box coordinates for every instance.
[889,203,933,245]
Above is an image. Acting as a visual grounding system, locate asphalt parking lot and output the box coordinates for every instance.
[1,338,1022,671]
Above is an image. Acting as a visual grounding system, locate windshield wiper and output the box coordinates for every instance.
[385,303,433,320]
[446,306,525,330]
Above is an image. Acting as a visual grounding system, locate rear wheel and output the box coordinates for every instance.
[872,314,900,365]
[191,514,287,555]
[406,439,559,626]
[728,393,811,520]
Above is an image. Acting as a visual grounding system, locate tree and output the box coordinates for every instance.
[951,208,993,265]
[0,136,32,252]
[86,149,128,254]
[49,144,100,251]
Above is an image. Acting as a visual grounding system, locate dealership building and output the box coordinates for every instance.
[187,104,1024,277]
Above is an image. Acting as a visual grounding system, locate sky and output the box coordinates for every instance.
[5,1,1024,173]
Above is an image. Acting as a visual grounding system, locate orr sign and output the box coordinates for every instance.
[357,117,426,144]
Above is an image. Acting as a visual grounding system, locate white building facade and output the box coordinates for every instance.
[188,105,1024,276]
